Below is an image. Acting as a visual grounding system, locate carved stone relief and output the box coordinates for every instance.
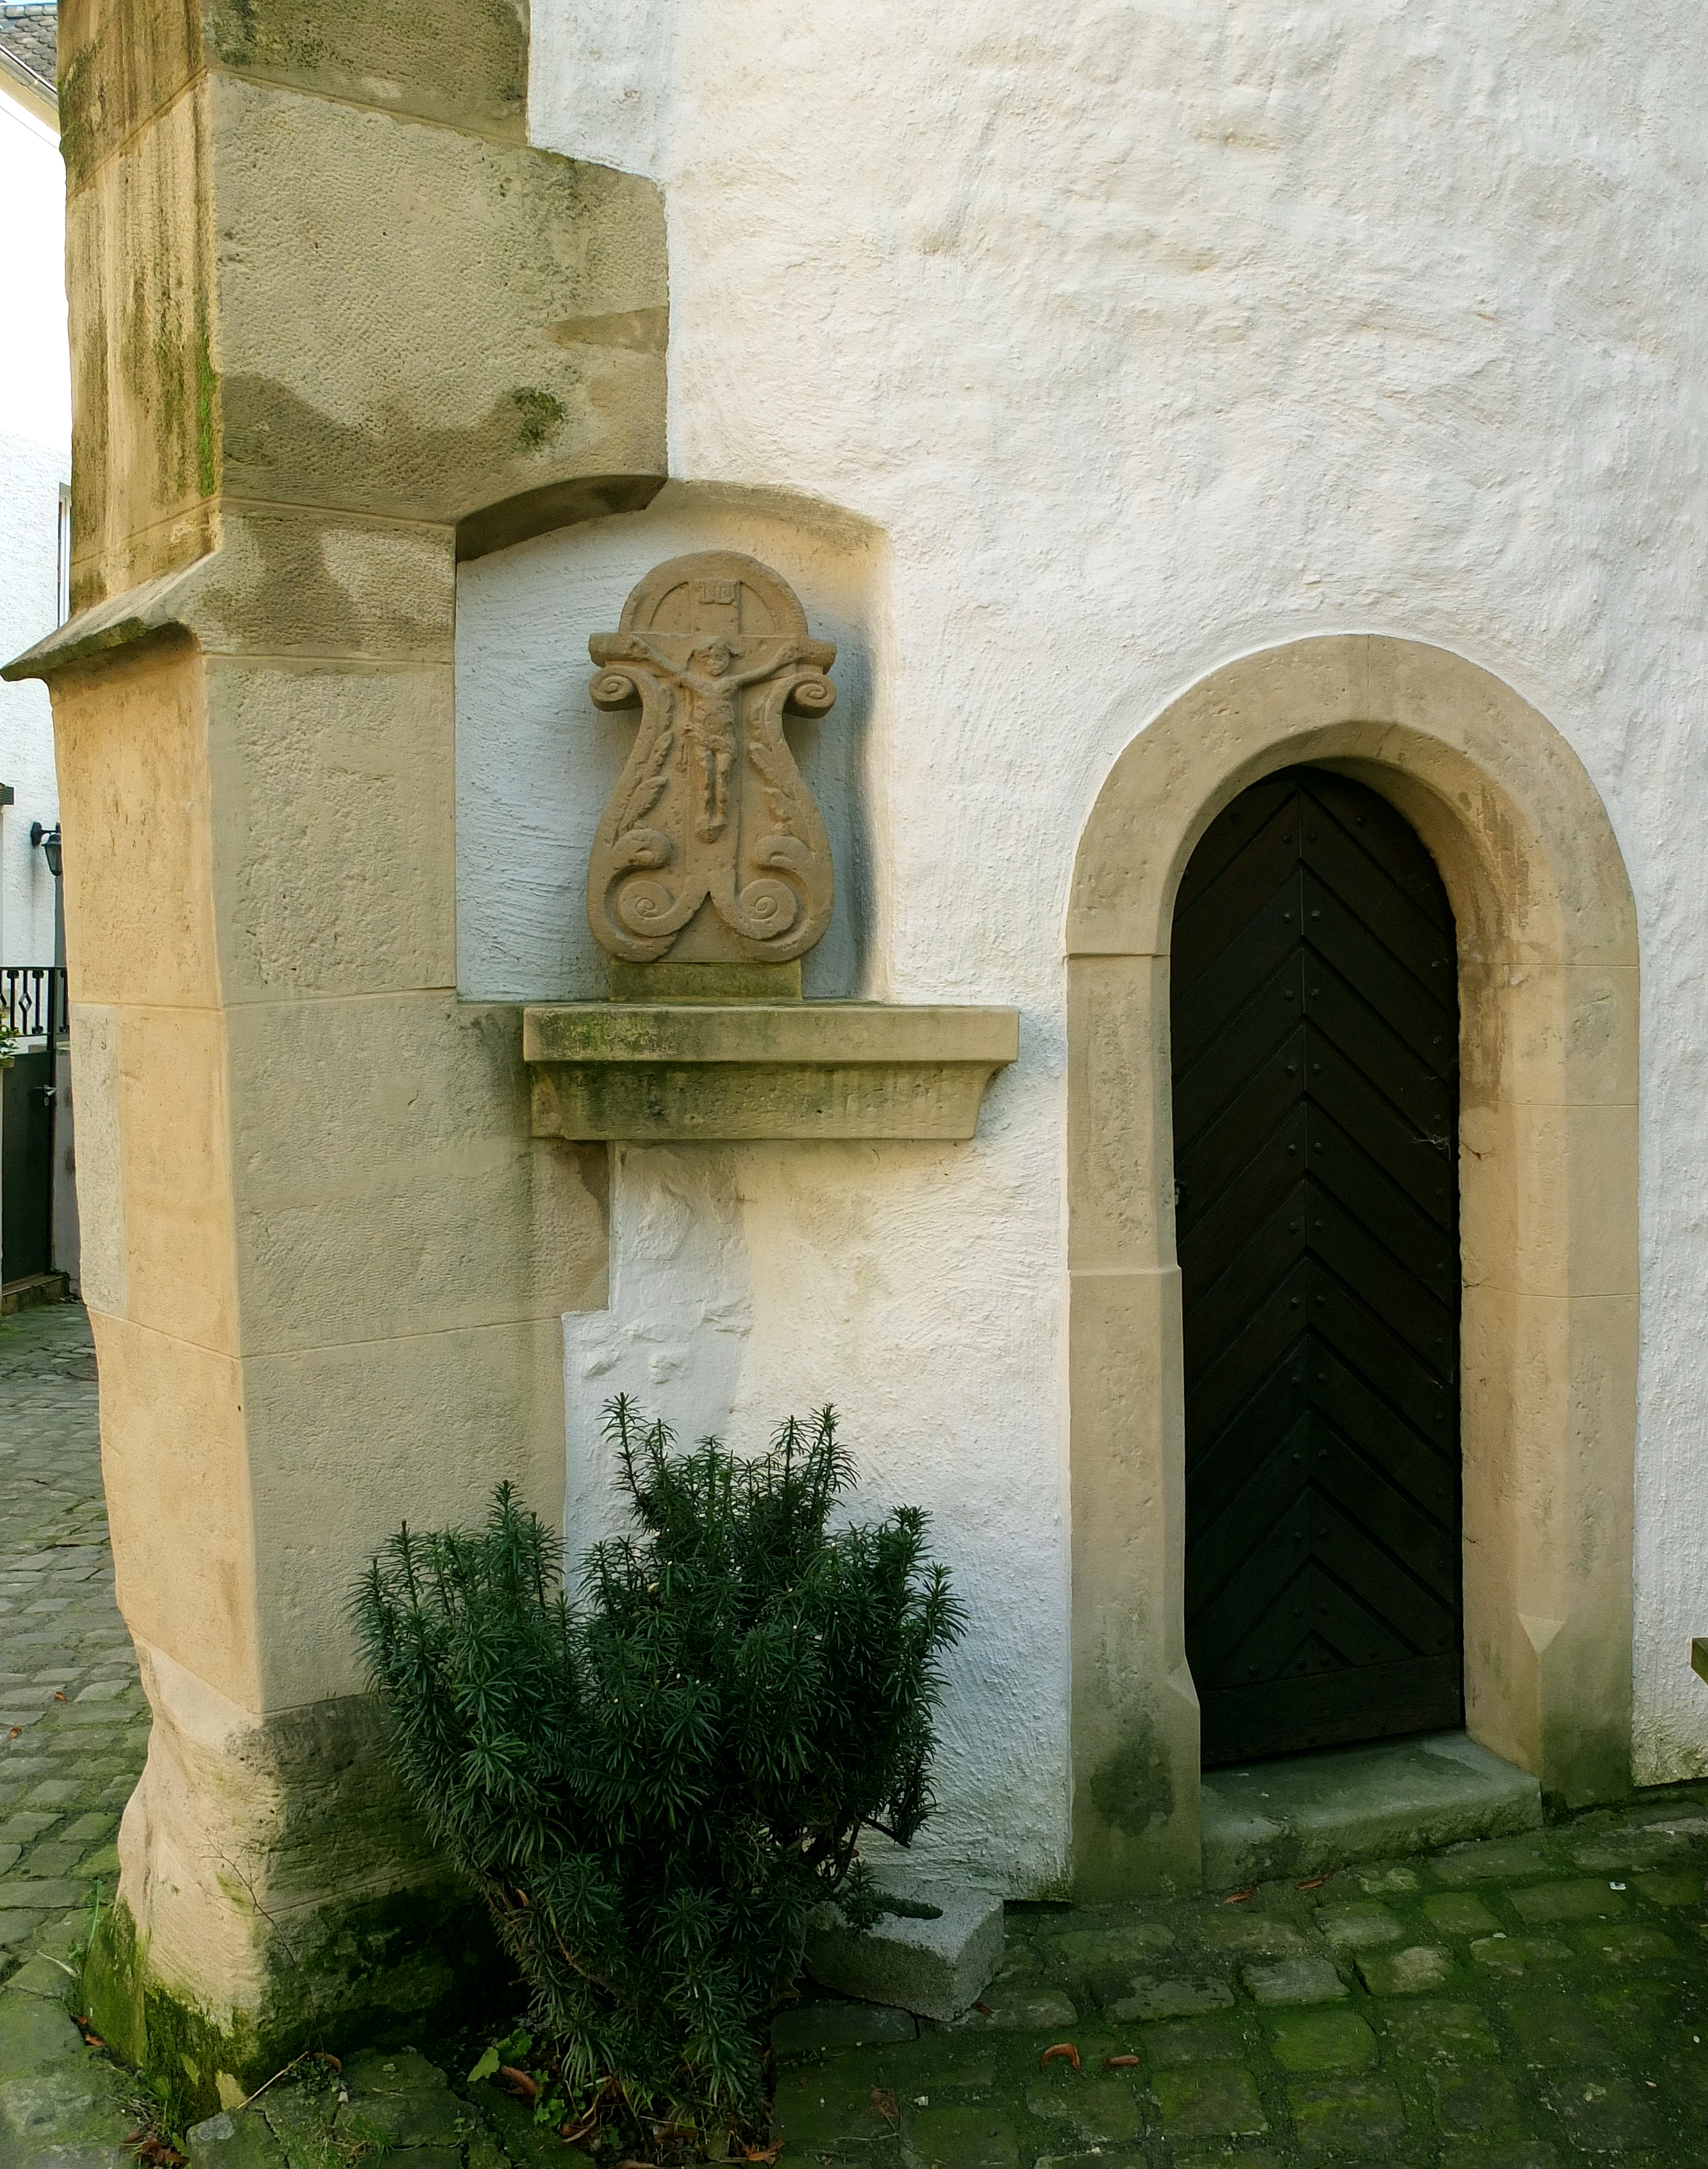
[586,551,837,965]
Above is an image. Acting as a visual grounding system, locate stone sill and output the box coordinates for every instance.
[524,1001,1019,1142]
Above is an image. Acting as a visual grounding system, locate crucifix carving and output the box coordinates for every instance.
[586,552,836,966]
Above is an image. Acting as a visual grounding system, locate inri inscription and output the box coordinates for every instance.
[586,551,837,966]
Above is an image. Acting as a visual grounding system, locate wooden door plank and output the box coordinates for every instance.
[1185,1255,1311,1414]
[1198,1653,1464,1763]
[1177,1158,1307,1300]
[1174,823,1302,1000]
[1304,1262,1454,1414]
[1174,997,1304,1160]
[1173,772,1300,916]
[1312,1352,1457,1525]
[1188,1346,1457,1560]
[1305,1041,1457,1227]
[1304,1421,1461,1600]
[1181,1191,1310,1377]
[1303,1119,1457,1307]
[1300,801,1458,984]
[1187,1404,1459,1609]
[1302,1495,1461,1654]
[1184,1171,1456,1386]
[1300,773,1456,925]
[1302,1184,1456,1369]
[1187,1518,1321,1677]
[1301,971,1455,1131]
[1171,905,1301,1074]
[1301,873,1455,1062]
[1175,1047,1306,1228]
[1219,1561,1417,1683]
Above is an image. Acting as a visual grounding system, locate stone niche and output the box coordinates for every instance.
[524,551,1017,1141]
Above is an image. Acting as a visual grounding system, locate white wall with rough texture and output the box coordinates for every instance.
[0,76,69,969]
[454,0,1708,1881]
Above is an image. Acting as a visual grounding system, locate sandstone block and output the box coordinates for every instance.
[335,2048,470,2149]
[1509,1877,1624,1923]
[804,1891,1005,2023]
[1313,1902,1403,1950]
[1266,2007,1377,2073]
[1142,2015,1244,2066]
[0,1954,74,2001]
[1035,2156,1148,2169]
[1287,2074,1405,2151]
[1421,1893,1499,1937]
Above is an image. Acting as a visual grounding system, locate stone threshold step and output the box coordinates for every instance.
[1200,1729,1541,1890]
[0,1273,71,1318]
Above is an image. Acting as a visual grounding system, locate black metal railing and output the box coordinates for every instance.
[1,965,66,1041]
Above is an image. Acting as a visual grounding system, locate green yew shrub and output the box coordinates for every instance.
[353,1397,965,2159]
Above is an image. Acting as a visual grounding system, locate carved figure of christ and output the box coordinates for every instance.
[621,633,797,843]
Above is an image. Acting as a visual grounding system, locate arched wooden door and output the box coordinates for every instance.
[1171,767,1462,1766]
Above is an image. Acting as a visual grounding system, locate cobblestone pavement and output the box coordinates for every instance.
[0,1300,147,1979]
[773,1793,1708,2166]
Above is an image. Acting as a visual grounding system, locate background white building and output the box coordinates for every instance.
[1,0,71,1290]
[0,1,65,957]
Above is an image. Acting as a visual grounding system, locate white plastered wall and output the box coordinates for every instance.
[451,0,1708,1882]
[457,489,1066,1886]
[0,76,69,966]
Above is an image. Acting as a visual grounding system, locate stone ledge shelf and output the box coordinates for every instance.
[524,1003,1020,1143]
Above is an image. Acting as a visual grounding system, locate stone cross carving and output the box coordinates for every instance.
[586,552,836,964]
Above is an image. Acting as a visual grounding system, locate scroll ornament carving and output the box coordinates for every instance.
[586,551,837,964]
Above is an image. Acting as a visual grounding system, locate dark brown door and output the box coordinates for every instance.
[1171,767,1462,1766]
[2,1050,53,1284]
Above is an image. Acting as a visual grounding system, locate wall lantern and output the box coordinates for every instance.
[29,821,62,877]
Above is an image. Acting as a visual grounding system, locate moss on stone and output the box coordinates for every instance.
[197,330,219,499]
[83,1898,264,2136]
[84,1883,514,2131]
[204,0,529,139]
[56,38,96,190]
[510,387,566,451]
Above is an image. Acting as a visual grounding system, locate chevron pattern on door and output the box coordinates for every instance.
[1172,767,1461,1767]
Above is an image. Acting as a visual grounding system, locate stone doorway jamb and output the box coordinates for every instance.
[1065,635,1639,1901]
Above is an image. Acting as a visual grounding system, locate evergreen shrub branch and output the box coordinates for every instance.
[352,1396,966,2159]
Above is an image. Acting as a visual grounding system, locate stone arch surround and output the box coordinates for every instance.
[1065,635,1639,1901]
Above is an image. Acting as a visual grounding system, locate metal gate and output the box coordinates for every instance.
[2,966,65,1286]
